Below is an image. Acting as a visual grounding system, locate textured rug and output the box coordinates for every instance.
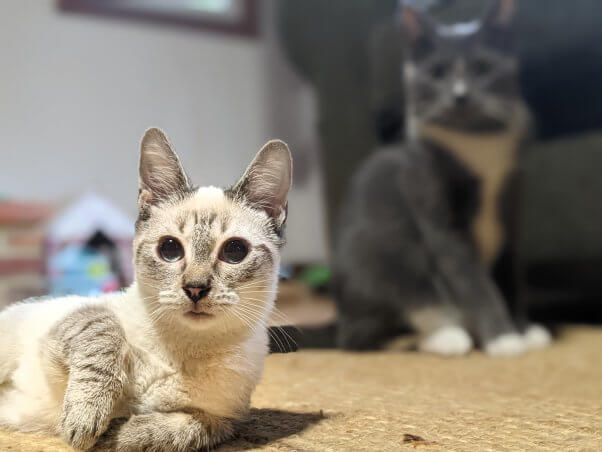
[0,327,601,451]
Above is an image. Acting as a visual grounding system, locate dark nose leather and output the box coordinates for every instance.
[183,284,211,303]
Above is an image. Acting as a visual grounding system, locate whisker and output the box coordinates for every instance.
[238,301,298,347]
[237,305,294,352]
[231,308,273,348]
[242,298,300,333]
[236,279,274,290]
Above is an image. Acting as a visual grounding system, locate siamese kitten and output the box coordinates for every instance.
[0,128,292,451]
[330,0,550,356]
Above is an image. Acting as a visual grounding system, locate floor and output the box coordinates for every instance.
[1,283,601,451]
[236,326,601,451]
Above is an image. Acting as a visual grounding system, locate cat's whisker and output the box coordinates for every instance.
[240,303,292,331]
[233,307,271,334]
[270,325,297,351]
[230,309,267,345]
[212,301,237,307]
[243,299,287,320]
[236,308,284,353]
[139,293,181,307]
[239,302,298,348]
[235,304,296,351]
[236,289,275,298]
[235,279,273,290]
[234,304,268,320]
[241,298,299,334]
[148,307,171,324]
[267,327,285,353]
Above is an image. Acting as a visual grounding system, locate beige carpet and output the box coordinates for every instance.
[0,327,601,451]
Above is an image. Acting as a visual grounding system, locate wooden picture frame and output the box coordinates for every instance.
[58,0,259,38]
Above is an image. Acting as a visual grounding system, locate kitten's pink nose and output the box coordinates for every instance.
[183,284,211,303]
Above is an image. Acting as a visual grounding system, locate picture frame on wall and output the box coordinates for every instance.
[58,0,259,37]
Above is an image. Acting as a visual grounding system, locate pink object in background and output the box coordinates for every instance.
[0,200,54,308]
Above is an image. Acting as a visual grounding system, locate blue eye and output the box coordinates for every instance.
[219,239,249,264]
[158,237,184,262]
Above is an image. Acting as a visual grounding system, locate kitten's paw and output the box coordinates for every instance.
[523,324,552,349]
[484,333,526,357]
[60,401,109,450]
[95,411,234,452]
[419,326,473,356]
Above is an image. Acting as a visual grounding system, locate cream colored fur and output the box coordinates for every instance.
[0,128,292,450]
[0,189,275,435]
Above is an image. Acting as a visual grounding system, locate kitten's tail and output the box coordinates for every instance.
[267,323,338,353]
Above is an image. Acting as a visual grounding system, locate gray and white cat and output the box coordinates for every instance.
[330,0,551,356]
[0,128,292,450]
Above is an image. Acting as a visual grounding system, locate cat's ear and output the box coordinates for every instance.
[480,0,515,53]
[138,128,190,206]
[232,140,292,226]
[483,0,515,27]
[401,4,435,42]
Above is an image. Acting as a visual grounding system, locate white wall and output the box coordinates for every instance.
[0,0,327,263]
[262,0,329,264]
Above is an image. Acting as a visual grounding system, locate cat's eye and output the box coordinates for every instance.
[470,58,491,76]
[158,237,184,262]
[219,238,249,264]
[430,62,450,79]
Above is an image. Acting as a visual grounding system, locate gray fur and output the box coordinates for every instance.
[47,307,127,450]
[403,0,520,136]
[94,410,233,452]
[333,0,527,351]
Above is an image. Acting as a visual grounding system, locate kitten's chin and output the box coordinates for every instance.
[180,310,219,329]
[185,311,214,319]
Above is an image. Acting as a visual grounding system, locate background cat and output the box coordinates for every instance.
[279,0,550,356]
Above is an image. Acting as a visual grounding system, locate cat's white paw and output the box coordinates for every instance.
[485,333,526,356]
[419,326,473,356]
[523,324,552,349]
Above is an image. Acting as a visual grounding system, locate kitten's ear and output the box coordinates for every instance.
[483,0,515,27]
[233,140,292,226]
[139,128,190,206]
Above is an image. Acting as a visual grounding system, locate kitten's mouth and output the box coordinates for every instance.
[185,308,214,319]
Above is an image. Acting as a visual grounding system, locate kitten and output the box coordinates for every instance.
[283,0,550,356]
[0,128,292,450]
